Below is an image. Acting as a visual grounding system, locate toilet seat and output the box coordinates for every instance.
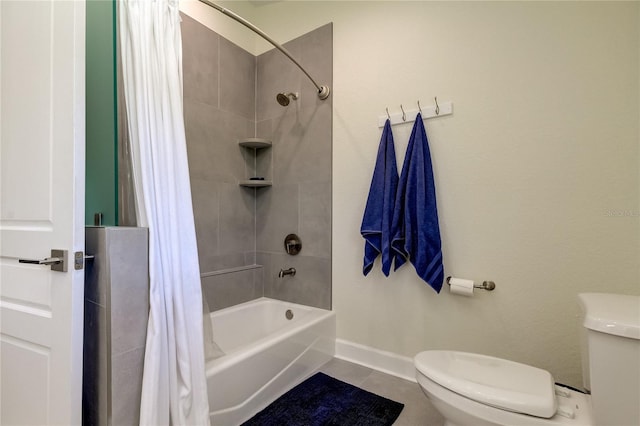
[415,351,557,418]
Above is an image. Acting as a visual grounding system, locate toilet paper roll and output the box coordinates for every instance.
[449,277,474,297]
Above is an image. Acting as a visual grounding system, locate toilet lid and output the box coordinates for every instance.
[415,351,557,418]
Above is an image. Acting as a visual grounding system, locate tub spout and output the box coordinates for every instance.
[278,267,296,278]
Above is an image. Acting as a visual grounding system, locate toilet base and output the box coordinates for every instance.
[419,379,500,426]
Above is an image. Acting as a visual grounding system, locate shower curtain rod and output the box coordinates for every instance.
[197,0,331,100]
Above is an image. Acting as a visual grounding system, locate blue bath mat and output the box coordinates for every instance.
[242,372,404,426]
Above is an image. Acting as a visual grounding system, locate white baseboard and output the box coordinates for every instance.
[334,339,417,383]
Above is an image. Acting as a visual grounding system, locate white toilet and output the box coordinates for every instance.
[414,293,640,426]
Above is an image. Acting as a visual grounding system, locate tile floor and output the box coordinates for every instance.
[319,357,445,426]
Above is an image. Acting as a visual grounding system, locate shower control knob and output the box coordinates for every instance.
[284,234,302,255]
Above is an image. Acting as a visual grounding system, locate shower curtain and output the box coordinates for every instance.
[119,1,210,424]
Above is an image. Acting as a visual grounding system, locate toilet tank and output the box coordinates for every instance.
[578,293,640,426]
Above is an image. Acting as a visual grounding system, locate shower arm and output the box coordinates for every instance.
[197,0,330,100]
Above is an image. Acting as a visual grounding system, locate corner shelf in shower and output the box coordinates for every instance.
[238,138,272,188]
[238,138,272,149]
[239,179,273,187]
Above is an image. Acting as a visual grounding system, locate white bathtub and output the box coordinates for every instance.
[206,297,336,425]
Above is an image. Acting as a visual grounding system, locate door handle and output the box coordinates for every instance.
[19,249,68,272]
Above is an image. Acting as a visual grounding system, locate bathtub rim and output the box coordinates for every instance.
[205,297,335,375]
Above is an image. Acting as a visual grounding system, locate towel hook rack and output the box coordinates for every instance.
[377,99,453,127]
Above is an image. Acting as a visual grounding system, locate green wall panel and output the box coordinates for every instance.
[85,0,117,226]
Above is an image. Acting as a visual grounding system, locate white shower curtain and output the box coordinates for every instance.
[119,1,210,424]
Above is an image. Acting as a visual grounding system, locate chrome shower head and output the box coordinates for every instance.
[276,92,298,107]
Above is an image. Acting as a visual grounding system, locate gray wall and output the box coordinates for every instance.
[255,24,333,310]
[83,227,149,426]
[181,14,332,311]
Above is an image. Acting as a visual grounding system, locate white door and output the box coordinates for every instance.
[0,0,85,424]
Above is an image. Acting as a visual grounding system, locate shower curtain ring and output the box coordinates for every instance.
[434,97,440,115]
[400,104,406,121]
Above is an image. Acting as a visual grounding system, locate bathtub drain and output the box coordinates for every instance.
[285,309,294,320]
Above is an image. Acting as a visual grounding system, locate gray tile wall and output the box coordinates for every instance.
[256,24,333,310]
[182,13,332,311]
[83,227,149,426]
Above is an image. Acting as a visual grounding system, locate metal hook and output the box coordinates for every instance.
[417,100,423,114]
[386,107,390,120]
[434,97,440,116]
[400,104,406,121]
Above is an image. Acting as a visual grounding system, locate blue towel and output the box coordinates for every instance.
[391,113,444,292]
[361,119,399,276]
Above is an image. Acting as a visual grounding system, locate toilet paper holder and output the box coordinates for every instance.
[446,276,496,291]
